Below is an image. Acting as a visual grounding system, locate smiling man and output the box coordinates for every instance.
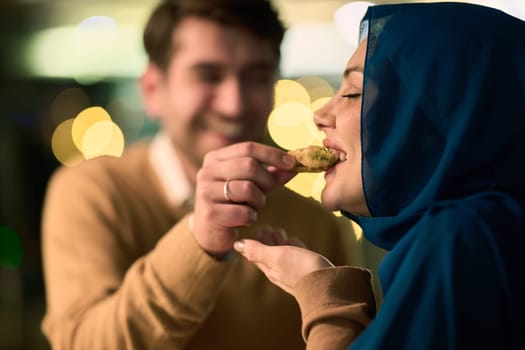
[40,1,355,349]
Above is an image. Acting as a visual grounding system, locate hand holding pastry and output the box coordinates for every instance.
[192,142,297,258]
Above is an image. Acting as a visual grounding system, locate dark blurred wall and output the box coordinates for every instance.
[1,4,132,349]
[0,74,144,350]
[1,4,49,349]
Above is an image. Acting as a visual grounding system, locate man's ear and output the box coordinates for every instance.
[139,63,165,120]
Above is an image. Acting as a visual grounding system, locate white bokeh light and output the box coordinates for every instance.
[334,1,374,46]
[468,0,525,20]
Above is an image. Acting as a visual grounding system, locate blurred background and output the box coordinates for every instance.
[1,0,523,349]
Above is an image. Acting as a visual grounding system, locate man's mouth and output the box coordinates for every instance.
[205,119,245,139]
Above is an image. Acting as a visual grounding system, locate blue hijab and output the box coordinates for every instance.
[344,3,525,349]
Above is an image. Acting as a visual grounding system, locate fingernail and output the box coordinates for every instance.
[282,154,295,167]
[250,211,258,222]
[234,240,245,253]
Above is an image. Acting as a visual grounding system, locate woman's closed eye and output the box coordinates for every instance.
[342,93,362,99]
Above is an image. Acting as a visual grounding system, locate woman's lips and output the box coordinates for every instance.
[322,140,347,163]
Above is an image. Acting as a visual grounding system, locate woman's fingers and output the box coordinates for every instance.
[234,238,335,296]
[234,239,267,262]
[233,239,295,294]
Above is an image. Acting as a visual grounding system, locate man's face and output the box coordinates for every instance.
[142,16,278,168]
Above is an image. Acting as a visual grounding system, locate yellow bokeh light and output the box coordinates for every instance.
[72,106,112,150]
[82,120,125,160]
[273,79,311,108]
[269,102,311,127]
[296,76,334,102]
[268,102,317,150]
[311,130,325,147]
[311,96,331,112]
[350,220,363,240]
[51,105,126,164]
[51,119,85,167]
[285,173,319,199]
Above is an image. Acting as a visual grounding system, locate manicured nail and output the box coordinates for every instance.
[234,240,245,253]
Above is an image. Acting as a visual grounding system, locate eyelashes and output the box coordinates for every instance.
[342,93,362,99]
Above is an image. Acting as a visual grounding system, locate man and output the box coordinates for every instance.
[41,0,354,349]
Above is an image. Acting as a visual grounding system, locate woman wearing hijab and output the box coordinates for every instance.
[234,2,525,349]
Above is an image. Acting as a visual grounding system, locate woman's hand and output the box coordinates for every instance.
[234,227,334,296]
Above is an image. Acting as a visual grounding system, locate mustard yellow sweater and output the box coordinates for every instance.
[41,141,374,350]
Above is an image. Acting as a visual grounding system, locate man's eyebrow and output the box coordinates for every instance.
[191,62,222,71]
[343,65,364,78]
[242,61,278,73]
[190,61,277,72]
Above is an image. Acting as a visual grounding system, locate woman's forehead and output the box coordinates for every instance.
[345,39,367,74]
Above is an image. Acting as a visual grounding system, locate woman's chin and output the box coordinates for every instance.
[320,191,340,212]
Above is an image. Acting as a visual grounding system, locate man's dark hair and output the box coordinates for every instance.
[143,0,286,70]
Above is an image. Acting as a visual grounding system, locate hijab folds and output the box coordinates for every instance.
[345,3,525,349]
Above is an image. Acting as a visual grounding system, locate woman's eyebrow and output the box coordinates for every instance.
[343,65,364,78]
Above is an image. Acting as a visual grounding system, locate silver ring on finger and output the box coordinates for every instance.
[223,179,233,202]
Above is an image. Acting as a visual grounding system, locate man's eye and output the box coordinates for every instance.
[243,70,274,87]
[198,70,223,83]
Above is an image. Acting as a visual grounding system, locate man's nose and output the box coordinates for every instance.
[213,77,244,118]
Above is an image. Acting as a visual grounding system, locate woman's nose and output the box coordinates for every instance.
[313,97,336,129]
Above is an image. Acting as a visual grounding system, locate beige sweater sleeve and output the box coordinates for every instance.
[294,267,376,350]
[41,167,233,350]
